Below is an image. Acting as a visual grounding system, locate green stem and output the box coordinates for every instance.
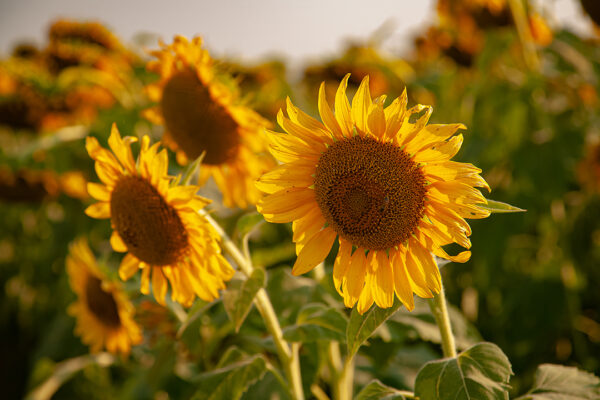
[202,210,305,400]
[428,282,457,358]
[335,355,355,400]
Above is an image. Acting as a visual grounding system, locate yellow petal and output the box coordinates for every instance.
[257,187,314,215]
[390,249,415,311]
[87,182,110,202]
[412,134,463,163]
[384,89,407,140]
[352,76,372,135]
[357,265,374,314]
[140,264,151,295]
[318,82,344,140]
[333,237,352,296]
[152,267,168,305]
[404,123,465,155]
[108,123,137,174]
[85,202,110,219]
[293,206,326,243]
[373,251,394,308]
[292,228,337,275]
[286,97,327,133]
[402,245,433,298]
[277,110,329,148]
[119,254,139,281]
[260,201,316,223]
[396,105,432,145]
[408,239,441,294]
[346,249,367,305]
[367,103,386,139]
[335,74,353,137]
[110,231,127,252]
[256,163,315,194]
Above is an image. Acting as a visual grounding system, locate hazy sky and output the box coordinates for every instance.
[0,0,593,62]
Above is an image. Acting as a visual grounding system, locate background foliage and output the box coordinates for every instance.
[1,2,599,399]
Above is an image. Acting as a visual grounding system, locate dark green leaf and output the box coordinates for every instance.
[283,303,347,343]
[478,199,526,213]
[516,364,600,400]
[347,299,402,357]
[222,268,266,332]
[355,380,408,400]
[414,342,513,400]
[191,355,268,400]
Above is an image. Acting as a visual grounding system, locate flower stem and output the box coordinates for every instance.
[428,282,457,358]
[202,210,305,400]
[335,355,355,400]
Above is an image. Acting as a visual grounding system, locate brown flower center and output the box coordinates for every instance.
[85,276,121,328]
[314,136,426,250]
[160,69,240,165]
[110,176,188,266]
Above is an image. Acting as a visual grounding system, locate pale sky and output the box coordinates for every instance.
[0,0,593,62]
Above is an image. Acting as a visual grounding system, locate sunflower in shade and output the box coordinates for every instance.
[257,75,490,314]
[67,238,142,355]
[85,124,234,307]
[143,36,275,208]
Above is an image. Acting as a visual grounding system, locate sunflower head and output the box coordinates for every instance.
[143,36,275,208]
[257,74,490,314]
[85,123,234,307]
[66,238,142,355]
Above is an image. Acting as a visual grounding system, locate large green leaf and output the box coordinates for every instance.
[222,268,265,332]
[191,355,268,400]
[478,199,525,213]
[516,364,600,399]
[354,380,408,400]
[414,342,512,400]
[347,299,402,357]
[283,303,347,343]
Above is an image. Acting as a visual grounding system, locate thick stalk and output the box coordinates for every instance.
[336,356,355,400]
[428,282,457,358]
[202,210,305,400]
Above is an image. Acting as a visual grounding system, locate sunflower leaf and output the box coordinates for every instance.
[222,268,265,332]
[355,379,409,400]
[414,342,513,400]
[236,211,264,238]
[282,303,347,343]
[191,355,268,400]
[347,298,402,358]
[515,364,600,399]
[478,199,526,213]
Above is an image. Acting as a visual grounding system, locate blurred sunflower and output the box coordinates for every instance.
[85,124,234,307]
[143,36,274,208]
[257,75,490,314]
[67,238,142,355]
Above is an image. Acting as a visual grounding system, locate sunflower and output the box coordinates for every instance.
[85,124,234,307]
[143,36,274,208]
[66,238,142,355]
[256,75,490,314]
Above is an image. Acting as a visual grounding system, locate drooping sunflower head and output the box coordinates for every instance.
[143,36,275,208]
[66,238,142,355]
[257,74,490,314]
[85,123,234,307]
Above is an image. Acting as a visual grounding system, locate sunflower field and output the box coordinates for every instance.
[2,1,600,399]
